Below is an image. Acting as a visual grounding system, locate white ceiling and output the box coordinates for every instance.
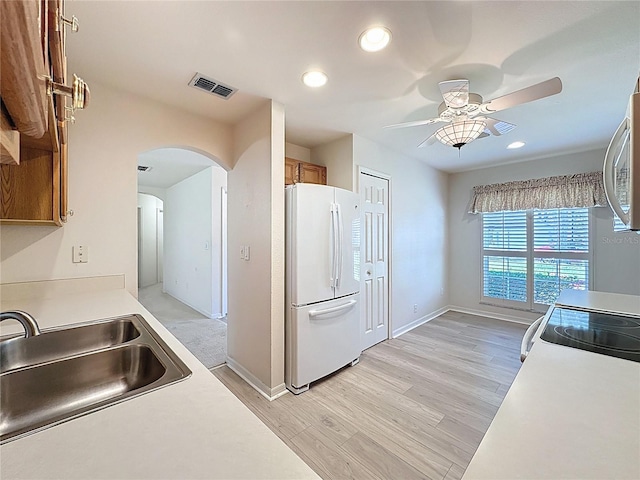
[67,1,639,173]
[138,148,222,189]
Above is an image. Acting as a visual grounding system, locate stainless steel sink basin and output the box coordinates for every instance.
[0,314,191,444]
[0,317,140,374]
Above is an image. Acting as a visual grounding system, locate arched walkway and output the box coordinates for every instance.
[137,147,228,368]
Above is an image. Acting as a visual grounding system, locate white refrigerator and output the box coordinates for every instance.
[285,183,362,394]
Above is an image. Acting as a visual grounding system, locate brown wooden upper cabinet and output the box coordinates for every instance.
[1,0,86,226]
[285,157,327,186]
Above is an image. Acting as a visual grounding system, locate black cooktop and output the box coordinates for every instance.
[540,307,640,363]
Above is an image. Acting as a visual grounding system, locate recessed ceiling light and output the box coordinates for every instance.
[359,26,392,52]
[302,70,328,88]
[507,141,526,149]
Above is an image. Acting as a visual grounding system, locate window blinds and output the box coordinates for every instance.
[533,209,589,253]
[482,208,589,307]
[482,211,528,303]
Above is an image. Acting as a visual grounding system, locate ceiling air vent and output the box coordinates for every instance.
[188,73,237,100]
[138,165,151,172]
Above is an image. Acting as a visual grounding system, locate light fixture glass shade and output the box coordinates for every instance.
[435,120,486,149]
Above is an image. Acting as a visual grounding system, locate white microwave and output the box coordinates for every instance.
[603,76,639,231]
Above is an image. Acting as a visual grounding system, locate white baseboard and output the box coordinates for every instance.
[270,383,288,400]
[226,356,288,401]
[392,306,449,338]
[390,304,534,340]
[163,289,214,319]
[446,305,534,325]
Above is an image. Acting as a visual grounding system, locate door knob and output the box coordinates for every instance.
[366,270,372,275]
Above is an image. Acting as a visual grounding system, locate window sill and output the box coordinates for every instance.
[479,300,548,315]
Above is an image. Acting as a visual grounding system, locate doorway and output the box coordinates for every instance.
[359,168,390,351]
[138,194,163,288]
[137,147,228,369]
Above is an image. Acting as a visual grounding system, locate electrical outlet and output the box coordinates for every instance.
[413,304,418,314]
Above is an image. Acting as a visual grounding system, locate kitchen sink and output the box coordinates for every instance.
[0,314,191,444]
[0,317,141,374]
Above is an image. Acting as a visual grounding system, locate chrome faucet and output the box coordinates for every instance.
[0,311,42,338]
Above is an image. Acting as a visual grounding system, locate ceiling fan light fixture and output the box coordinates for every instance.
[434,120,486,149]
[507,141,526,149]
[302,70,328,88]
[359,26,391,52]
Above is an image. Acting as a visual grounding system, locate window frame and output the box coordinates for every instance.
[480,208,593,313]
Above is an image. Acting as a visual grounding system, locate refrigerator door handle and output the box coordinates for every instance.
[308,299,357,319]
[330,204,339,288]
[336,203,343,288]
[603,117,631,225]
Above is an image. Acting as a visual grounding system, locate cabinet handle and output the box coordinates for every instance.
[46,74,90,115]
[61,210,74,223]
[57,8,79,33]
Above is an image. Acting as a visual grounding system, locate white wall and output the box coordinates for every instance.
[163,166,226,318]
[137,193,163,288]
[448,148,640,323]
[311,135,354,190]
[0,81,233,295]
[227,101,286,398]
[352,136,449,336]
[285,142,310,162]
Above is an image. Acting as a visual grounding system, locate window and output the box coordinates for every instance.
[482,208,590,310]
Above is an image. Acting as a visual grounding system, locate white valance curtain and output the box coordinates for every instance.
[469,171,607,214]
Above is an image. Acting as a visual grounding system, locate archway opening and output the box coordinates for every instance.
[137,147,228,369]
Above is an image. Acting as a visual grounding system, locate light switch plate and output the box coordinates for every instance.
[73,245,88,263]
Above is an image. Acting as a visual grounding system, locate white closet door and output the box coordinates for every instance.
[360,172,389,350]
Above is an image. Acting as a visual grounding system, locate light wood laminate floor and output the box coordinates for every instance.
[212,311,528,480]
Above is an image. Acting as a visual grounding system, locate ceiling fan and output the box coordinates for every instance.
[385,77,563,150]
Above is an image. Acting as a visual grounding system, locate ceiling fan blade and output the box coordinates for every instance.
[476,132,491,140]
[480,77,562,114]
[439,79,469,108]
[418,132,438,148]
[383,118,441,129]
[484,117,517,136]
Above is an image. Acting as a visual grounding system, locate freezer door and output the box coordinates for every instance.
[287,184,336,305]
[334,188,361,298]
[287,294,361,390]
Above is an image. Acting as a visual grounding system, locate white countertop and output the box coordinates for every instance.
[0,288,319,480]
[463,291,640,480]
[553,288,640,316]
